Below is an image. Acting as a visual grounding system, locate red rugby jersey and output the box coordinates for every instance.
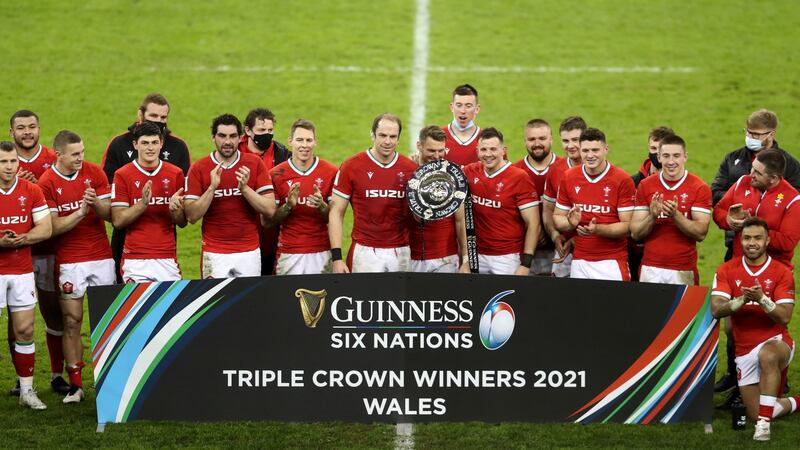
[270,157,337,254]
[111,160,185,259]
[464,161,540,256]
[18,144,57,256]
[634,171,712,271]
[409,214,458,260]
[442,124,480,167]
[713,176,800,267]
[0,178,49,274]
[38,162,112,264]
[514,153,560,250]
[712,256,795,356]
[333,150,417,248]
[542,157,579,204]
[555,163,636,261]
[185,151,271,254]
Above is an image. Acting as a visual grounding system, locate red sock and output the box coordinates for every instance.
[12,342,35,377]
[45,329,64,374]
[759,394,776,421]
[66,362,84,388]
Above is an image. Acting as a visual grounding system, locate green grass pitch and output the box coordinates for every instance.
[1,0,800,447]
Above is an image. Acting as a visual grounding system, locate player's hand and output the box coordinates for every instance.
[307,185,325,209]
[140,180,153,207]
[458,261,471,274]
[235,166,250,190]
[567,205,582,229]
[332,260,350,274]
[210,164,222,190]
[726,203,748,231]
[17,169,37,183]
[577,218,597,236]
[742,280,765,304]
[552,235,573,263]
[287,182,301,208]
[513,265,529,276]
[0,230,21,248]
[169,187,185,212]
[728,295,746,313]
[649,193,663,218]
[662,196,679,218]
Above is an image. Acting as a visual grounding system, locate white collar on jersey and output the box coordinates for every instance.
[523,152,557,176]
[133,159,163,177]
[447,123,480,146]
[289,156,319,176]
[52,164,80,181]
[366,149,398,168]
[581,161,611,183]
[743,255,772,277]
[0,176,19,196]
[211,150,241,169]
[16,144,42,163]
[658,170,688,191]
[484,160,511,179]
[567,158,579,168]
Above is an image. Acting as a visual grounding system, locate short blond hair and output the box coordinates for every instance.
[747,109,778,130]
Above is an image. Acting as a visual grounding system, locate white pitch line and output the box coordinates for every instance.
[408,0,430,154]
[149,65,698,74]
[395,422,415,450]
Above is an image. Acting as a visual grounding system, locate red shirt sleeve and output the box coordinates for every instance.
[39,177,57,211]
[774,267,796,304]
[617,176,636,213]
[692,183,713,215]
[515,173,539,210]
[185,163,206,200]
[769,194,800,253]
[332,161,353,199]
[252,159,271,194]
[93,165,112,199]
[111,171,131,207]
[555,176,572,210]
[712,264,732,299]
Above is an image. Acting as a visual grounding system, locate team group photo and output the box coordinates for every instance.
[2,0,800,447]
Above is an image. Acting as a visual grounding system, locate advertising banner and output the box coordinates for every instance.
[88,274,716,424]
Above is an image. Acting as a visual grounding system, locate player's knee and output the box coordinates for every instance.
[758,345,781,368]
[14,322,34,342]
[63,315,81,333]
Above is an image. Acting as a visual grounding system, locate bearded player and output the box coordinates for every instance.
[329,113,417,273]
[630,134,712,284]
[541,116,587,277]
[268,119,337,275]
[185,114,274,278]
[409,126,470,273]
[8,110,69,395]
[553,128,636,281]
[110,122,187,282]
[39,130,115,403]
[464,128,540,275]
[710,217,800,441]
[0,141,52,409]
[513,118,560,275]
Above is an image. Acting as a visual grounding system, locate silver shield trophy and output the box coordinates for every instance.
[406,160,478,272]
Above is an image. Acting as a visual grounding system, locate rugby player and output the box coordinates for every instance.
[630,134,712,284]
[464,128,540,275]
[541,116,587,277]
[329,113,417,273]
[184,114,273,278]
[513,119,560,275]
[0,141,52,409]
[553,128,636,281]
[110,122,187,282]
[239,108,290,275]
[8,110,69,395]
[39,130,115,403]
[268,119,337,275]
[442,84,481,167]
[710,217,800,441]
[409,126,469,273]
[631,126,675,187]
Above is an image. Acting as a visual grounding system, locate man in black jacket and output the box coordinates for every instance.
[711,108,800,401]
[102,93,191,282]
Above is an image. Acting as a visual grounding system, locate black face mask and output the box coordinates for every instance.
[252,133,273,151]
[146,121,167,135]
[649,152,662,169]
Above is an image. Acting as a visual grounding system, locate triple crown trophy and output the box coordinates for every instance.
[406,160,477,273]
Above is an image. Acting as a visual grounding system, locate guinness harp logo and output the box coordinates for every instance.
[294,288,327,328]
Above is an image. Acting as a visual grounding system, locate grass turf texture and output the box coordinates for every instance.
[1,0,800,447]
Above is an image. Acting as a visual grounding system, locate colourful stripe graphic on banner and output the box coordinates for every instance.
[570,286,717,424]
[92,279,236,424]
